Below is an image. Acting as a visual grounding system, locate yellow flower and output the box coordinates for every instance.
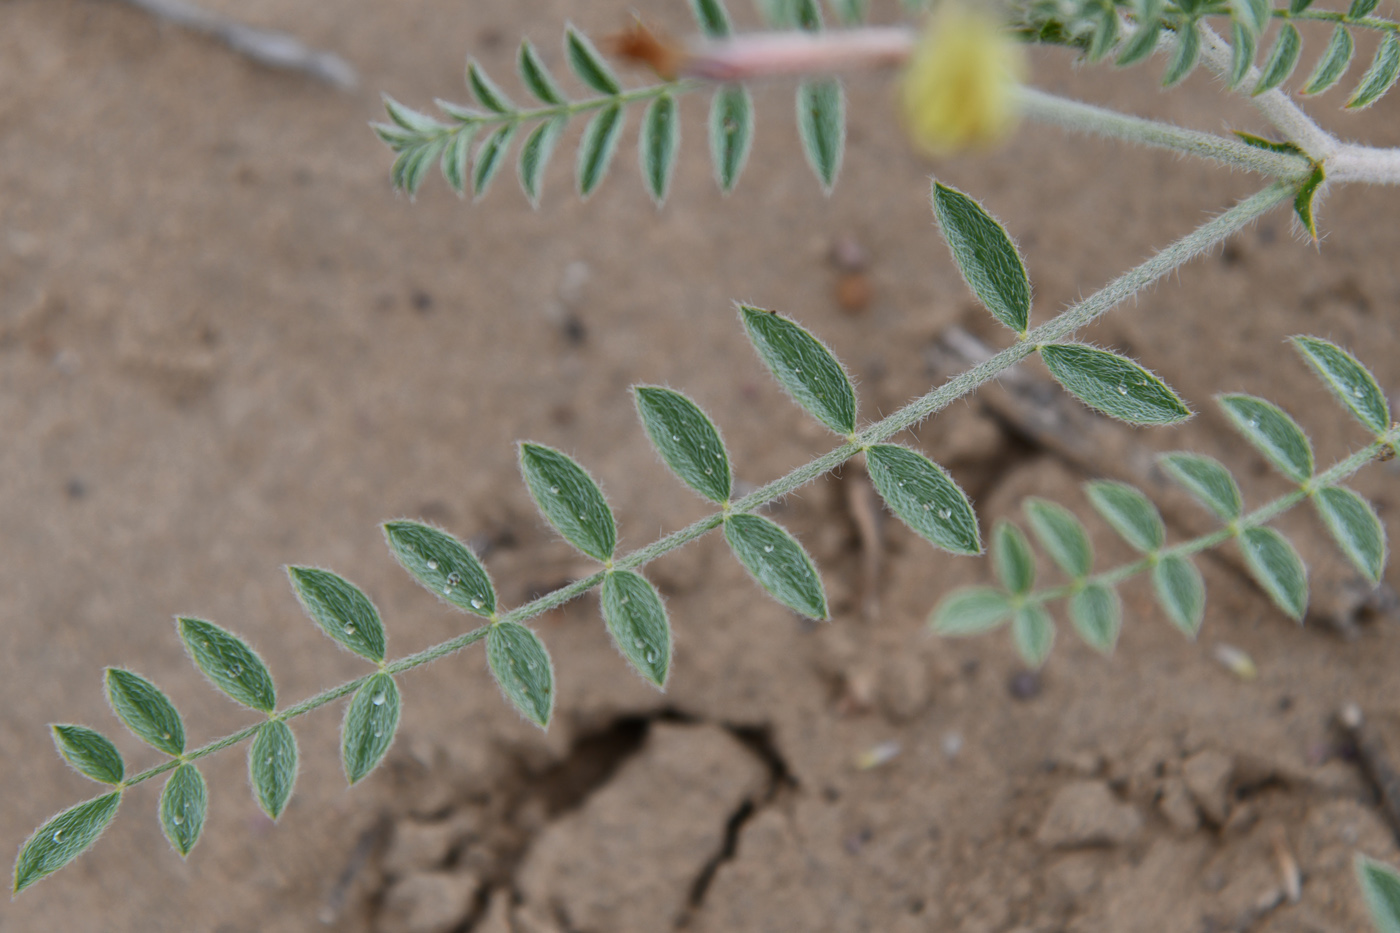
[900,2,1026,155]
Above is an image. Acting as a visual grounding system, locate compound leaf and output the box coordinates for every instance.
[159,763,207,858]
[1254,23,1302,95]
[865,444,980,555]
[1024,498,1092,579]
[1012,604,1055,668]
[1358,855,1400,933]
[724,514,828,619]
[1086,480,1165,553]
[288,567,387,663]
[640,93,681,206]
[796,79,844,193]
[709,85,754,193]
[565,27,621,95]
[1160,452,1243,522]
[384,520,497,617]
[739,305,857,434]
[932,182,1031,333]
[1070,582,1122,653]
[105,668,184,757]
[249,720,298,821]
[486,622,555,728]
[518,40,566,105]
[1348,33,1400,109]
[634,386,732,503]
[518,116,567,207]
[1041,344,1191,425]
[600,571,672,688]
[577,104,625,198]
[1302,25,1355,95]
[1314,485,1386,582]
[51,725,124,785]
[518,443,617,561]
[177,617,276,713]
[1239,526,1308,619]
[13,792,121,894]
[930,586,1013,635]
[1153,554,1206,638]
[993,521,1035,596]
[342,673,401,784]
[1292,336,1390,436]
[1218,394,1313,483]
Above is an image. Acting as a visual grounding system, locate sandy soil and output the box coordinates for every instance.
[3,1,1400,931]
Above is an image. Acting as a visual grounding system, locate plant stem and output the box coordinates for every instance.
[112,181,1290,794]
[1028,428,1400,604]
[1016,88,1311,177]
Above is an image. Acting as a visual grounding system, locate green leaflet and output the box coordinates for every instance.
[930,586,1013,635]
[865,444,980,555]
[709,85,753,194]
[1085,480,1164,553]
[105,668,185,757]
[796,79,844,194]
[518,116,568,208]
[1348,33,1400,110]
[383,95,445,135]
[1153,554,1206,638]
[640,93,681,206]
[392,142,442,196]
[740,305,857,435]
[1218,394,1313,483]
[1012,604,1055,668]
[724,514,828,620]
[1289,0,1314,12]
[1228,19,1257,89]
[565,27,621,95]
[1024,498,1093,579]
[1086,2,1118,62]
[287,567,387,663]
[440,129,472,195]
[1358,855,1400,933]
[689,0,732,37]
[473,123,517,201]
[600,571,672,688]
[634,386,732,503]
[1302,26,1355,95]
[826,0,866,26]
[384,520,497,617]
[518,40,566,105]
[13,792,121,894]
[1159,452,1243,522]
[993,521,1035,596]
[486,622,555,728]
[1239,526,1308,620]
[1292,336,1390,436]
[249,720,298,820]
[518,442,617,562]
[1163,19,1201,87]
[467,59,513,113]
[160,764,207,857]
[342,673,401,783]
[1313,486,1387,583]
[577,104,625,198]
[1293,162,1326,241]
[51,725,124,785]
[1254,23,1301,95]
[1040,343,1191,425]
[1116,0,1163,67]
[931,182,1031,334]
[1069,582,1122,653]
[1232,0,1270,36]
[794,0,823,30]
[1348,0,1380,19]
[178,617,277,713]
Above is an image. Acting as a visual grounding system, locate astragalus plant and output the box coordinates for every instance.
[14,0,1400,897]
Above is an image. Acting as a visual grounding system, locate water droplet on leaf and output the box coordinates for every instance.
[372,693,386,706]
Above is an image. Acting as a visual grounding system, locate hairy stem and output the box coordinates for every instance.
[1028,428,1400,604]
[112,181,1290,792]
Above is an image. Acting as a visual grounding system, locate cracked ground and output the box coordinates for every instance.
[3,1,1400,931]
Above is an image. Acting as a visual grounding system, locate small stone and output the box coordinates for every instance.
[835,273,872,314]
[376,871,480,933]
[1007,669,1041,701]
[1182,749,1233,825]
[1036,781,1142,849]
[1156,776,1201,834]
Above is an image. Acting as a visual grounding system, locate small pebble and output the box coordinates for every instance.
[1008,669,1042,700]
[828,234,868,272]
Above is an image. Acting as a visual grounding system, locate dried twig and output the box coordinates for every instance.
[115,0,358,90]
